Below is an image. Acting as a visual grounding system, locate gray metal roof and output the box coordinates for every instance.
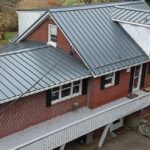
[50,1,149,76]
[111,6,150,27]
[0,41,46,54]
[0,43,90,103]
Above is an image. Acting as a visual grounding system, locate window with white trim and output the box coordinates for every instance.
[48,24,57,47]
[51,80,82,104]
[104,72,115,88]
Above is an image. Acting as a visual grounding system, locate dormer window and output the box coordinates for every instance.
[48,24,57,47]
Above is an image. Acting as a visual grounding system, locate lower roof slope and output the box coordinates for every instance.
[0,42,90,103]
[50,1,149,76]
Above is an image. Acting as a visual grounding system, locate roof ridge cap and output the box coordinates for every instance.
[114,5,150,13]
[49,1,144,13]
[0,44,48,57]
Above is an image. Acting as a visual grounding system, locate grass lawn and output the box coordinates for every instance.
[4,32,16,41]
[0,32,16,46]
[63,0,85,6]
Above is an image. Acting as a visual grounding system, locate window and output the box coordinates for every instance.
[48,24,57,47]
[104,72,115,88]
[100,72,120,90]
[73,81,80,94]
[51,80,82,105]
[51,87,60,101]
[61,83,71,98]
[132,65,142,91]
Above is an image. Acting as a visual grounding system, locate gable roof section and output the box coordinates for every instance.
[50,1,150,76]
[13,1,150,77]
[0,42,90,103]
[111,6,150,27]
[14,11,49,42]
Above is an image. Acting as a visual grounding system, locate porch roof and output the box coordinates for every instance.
[0,90,150,150]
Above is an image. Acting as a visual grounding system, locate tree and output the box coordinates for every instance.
[0,1,18,40]
[84,0,92,4]
[18,0,62,9]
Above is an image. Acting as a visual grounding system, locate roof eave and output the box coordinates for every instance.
[93,59,150,78]
[0,75,91,104]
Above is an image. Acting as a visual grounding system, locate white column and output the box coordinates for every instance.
[98,123,111,147]
[59,144,66,150]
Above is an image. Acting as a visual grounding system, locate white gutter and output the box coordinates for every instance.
[0,75,91,104]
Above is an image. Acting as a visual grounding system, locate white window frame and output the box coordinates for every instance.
[105,72,115,88]
[51,80,82,105]
[132,65,142,92]
[47,24,57,47]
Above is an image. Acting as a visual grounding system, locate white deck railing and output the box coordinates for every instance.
[1,91,150,150]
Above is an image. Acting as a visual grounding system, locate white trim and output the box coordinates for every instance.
[47,24,57,47]
[51,80,82,105]
[112,19,150,29]
[104,72,115,88]
[47,41,57,47]
[0,75,90,104]
[132,65,142,92]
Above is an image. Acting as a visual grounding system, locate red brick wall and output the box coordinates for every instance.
[89,69,130,108]
[0,92,87,138]
[89,63,150,109]
[25,18,80,58]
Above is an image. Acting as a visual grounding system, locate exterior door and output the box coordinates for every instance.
[132,65,142,92]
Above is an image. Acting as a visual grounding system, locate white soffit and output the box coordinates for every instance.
[17,11,45,35]
[121,22,150,57]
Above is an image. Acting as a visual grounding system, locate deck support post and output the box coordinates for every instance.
[98,123,111,147]
[59,144,66,150]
